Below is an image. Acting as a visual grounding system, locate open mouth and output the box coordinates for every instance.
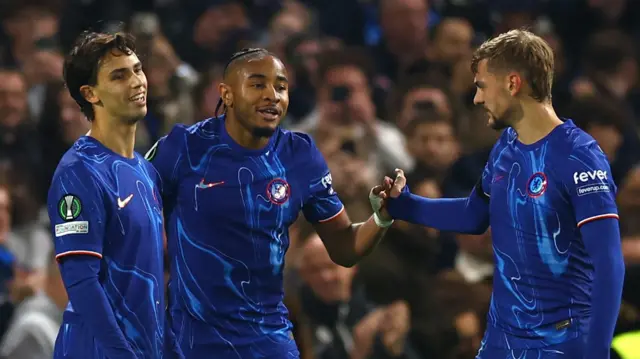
[129,93,146,106]
[257,107,281,121]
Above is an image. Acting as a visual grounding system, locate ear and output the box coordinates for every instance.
[507,72,522,96]
[80,85,100,105]
[218,83,233,108]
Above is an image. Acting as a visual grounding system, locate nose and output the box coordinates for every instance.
[263,85,280,103]
[131,71,146,89]
[473,90,483,106]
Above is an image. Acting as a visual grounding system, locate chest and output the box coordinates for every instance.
[488,149,573,229]
[176,152,306,228]
[103,164,164,245]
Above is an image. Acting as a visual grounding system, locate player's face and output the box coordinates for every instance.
[225,55,289,138]
[85,50,147,124]
[473,59,517,130]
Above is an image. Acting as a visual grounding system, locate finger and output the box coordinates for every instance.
[371,185,384,196]
[383,176,393,188]
[389,169,406,198]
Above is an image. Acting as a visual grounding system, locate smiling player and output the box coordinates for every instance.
[375,30,625,358]
[47,31,180,359]
[147,48,391,358]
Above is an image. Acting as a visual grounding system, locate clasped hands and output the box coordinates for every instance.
[369,169,407,227]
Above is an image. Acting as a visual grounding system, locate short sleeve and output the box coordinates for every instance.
[47,163,106,261]
[145,127,183,200]
[561,143,619,227]
[301,138,345,223]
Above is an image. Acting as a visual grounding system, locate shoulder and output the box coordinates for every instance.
[275,128,320,155]
[487,129,514,162]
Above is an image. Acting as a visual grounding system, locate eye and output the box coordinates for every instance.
[252,83,265,89]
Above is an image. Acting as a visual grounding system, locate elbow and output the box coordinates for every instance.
[328,252,358,268]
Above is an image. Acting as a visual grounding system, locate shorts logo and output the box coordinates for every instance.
[58,194,82,221]
[527,172,547,197]
[267,178,290,205]
[55,221,89,237]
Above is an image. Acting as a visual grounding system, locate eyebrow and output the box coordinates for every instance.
[109,62,142,76]
[247,73,289,83]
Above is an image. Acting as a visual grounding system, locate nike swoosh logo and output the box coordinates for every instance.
[196,179,225,189]
[117,194,134,209]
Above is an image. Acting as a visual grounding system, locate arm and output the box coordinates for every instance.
[60,256,137,359]
[47,163,135,359]
[560,143,624,359]
[302,136,388,268]
[385,173,490,235]
[313,211,389,268]
[581,218,624,359]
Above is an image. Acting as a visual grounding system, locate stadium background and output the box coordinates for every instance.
[0,0,640,358]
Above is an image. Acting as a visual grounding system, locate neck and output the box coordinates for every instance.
[224,114,271,150]
[89,115,137,159]
[511,100,563,145]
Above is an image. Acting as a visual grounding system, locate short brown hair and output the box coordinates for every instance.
[471,29,554,102]
[63,31,137,121]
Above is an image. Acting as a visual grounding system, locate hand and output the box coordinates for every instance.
[352,308,387,359]
[374,169,407,200]
[380,300,411,356]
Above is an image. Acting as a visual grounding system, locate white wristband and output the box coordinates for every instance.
[369,188,394,228]
[373,212,394,228]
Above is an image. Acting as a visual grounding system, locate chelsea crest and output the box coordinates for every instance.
[267,178,290,205]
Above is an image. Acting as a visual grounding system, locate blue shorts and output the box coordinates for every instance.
[476,336,586,358]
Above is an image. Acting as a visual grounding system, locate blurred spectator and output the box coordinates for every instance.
[295,47,411,175]
[374,0,430,84]
[38,81,89,200]
[405,113,460,182]
[0,251,65,359]
[298,233,418,359]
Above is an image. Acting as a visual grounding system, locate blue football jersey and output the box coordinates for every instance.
[47,136,166,358]
[149,116,344,357]
[478,120,619,349]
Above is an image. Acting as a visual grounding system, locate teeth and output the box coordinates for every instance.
[131,95,144,101]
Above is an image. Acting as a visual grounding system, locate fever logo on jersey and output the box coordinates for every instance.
[266,178,290,205]
[58,194,82,221]
[527,172,548,198]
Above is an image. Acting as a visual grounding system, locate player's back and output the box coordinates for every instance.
[152,116,341,357]
[480,120,618,349]
[48,136,166,358]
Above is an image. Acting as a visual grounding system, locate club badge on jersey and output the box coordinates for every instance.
[267,178,291,205]
[527,172,548,198]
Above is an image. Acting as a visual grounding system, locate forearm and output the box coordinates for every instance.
[581,218,625,359]
[326,216,388,268]
[60,257,136,359]
[386,189,489,234]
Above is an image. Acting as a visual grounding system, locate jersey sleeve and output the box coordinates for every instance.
[47,162,106,261]
[300,136,345,223]
[560,143,619,227]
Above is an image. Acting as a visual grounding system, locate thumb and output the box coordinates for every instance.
[389,169,406,198]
